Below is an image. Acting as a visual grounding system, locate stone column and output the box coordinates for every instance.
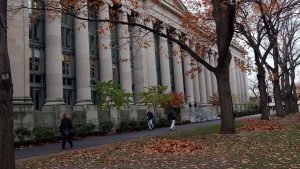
[210,54,218,94]
[118,11,132,93]
[183,40,194,104]
[7,0,32,106]
[159,27,171,92]
[229,57,238,99]
[198,65,207,104]
[235,59,242,103]
[192,59,201,104]
[44,3,64,105]
[144,19,157,86]
[75,4,92,105]
[98,3,113,81]
[204,57,212,101]
[240,69,245,103]
[172,34,184,93]
[244,72,249,102]
[132,15,148,97]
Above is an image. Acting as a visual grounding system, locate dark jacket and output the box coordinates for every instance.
[147,111,154,121]
[60,117,73,133]
[169,110,176,120]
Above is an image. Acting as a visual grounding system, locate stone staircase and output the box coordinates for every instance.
[184,106,220,122]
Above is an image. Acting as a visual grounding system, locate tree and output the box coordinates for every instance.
[235,1,273,120]
[160,92,186,113]
[254,0,300,117]
[277,15,300,114]
[92,80,132,121]
[0,0,14,168]
[139,85,173,115]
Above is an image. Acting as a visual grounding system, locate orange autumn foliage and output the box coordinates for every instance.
[143,139,201,155]
[238,119,283,132]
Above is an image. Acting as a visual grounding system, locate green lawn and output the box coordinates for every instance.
[16,115,300,169]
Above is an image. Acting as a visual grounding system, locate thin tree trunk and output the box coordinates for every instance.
[0,0,15,168]
[254,48,270,120]
[290,68,298,113]
[291,84,299,113]
[283,73,292,115]
[256,64,269,120]
[272,40,284,117]
[273,80,284,116]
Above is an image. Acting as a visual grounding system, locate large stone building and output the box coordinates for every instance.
[7,0,248,127]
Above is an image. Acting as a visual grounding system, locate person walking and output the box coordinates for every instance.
[169,108,176,131]
[60,112,74,150]
[146,108,154,130]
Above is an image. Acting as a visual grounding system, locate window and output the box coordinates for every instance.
[29,49,41,72]
[62,55,73,76]
[168,39,175,92]
[29,0,46,110]
[154,34,162,86]
[61,13,74,50]
[90,59,97,78]
[29,0,44,42]
[110,9,120,83]
[88,8,98,56]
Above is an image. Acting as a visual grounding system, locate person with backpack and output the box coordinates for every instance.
[60,112,74,150]
[146,108,154,130]
[168,107,176,131]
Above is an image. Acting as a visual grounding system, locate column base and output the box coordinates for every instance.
[75,99,93,106]
[44,98,65,106]
[13,96,33,105]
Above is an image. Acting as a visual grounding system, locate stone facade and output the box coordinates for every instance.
[8,0,249,128]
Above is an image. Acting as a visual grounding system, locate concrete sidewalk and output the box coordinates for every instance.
[15,114,260,160]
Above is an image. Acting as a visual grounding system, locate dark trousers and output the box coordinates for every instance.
[62,135,73,149]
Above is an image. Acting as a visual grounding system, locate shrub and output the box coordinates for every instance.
[99,121,114,134]
[128,119,140,130]
[117,121,129,133]
[176,120,191,125]
[139,120,148,129]
[157,118,169,127]
[74,123,96,137]
[15,127,31,143]
[32,126,58,142]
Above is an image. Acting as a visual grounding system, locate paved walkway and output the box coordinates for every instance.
[15,115,260,160]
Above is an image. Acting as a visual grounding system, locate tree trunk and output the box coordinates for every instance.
[254,48,270,120]
[273,80,284,116]
[256,64,269,120]
[291,84,299,113]
[212,0,236,134]
[282,73,292,115]
[290,68,298,113]
[0,0,15,168]
[215,51,235,134]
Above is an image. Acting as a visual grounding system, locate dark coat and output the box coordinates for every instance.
[147,111,154,121]
[168,110,176,120]
[60,117,73,133]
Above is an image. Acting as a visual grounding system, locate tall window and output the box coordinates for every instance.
[61,12,74,51]
[110,10,120,83]
[128,15,135,101]
[62,54,75,106]
[61,12,75,106]
[154,34,162,86]
[182,57,186,94]
[89,8,99,104]
[168,39,175,92]
[29,0,46,111]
